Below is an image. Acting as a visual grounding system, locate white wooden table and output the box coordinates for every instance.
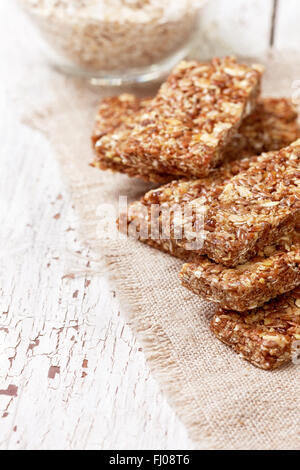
[0,0,299,450]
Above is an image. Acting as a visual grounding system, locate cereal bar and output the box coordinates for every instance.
[91,94,171,183]
[174,140,300,267]
[92,92,299,182]
[118,157,253,257]
[180,231,300,311]
[223,97,300,162]
[92,57,264,181]
[122,141,300,267]
[211,287,300,370]
[121,57,263,178]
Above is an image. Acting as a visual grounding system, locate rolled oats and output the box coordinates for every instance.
[19,0,200,73]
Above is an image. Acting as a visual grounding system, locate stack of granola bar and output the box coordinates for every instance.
[92,57,300,370]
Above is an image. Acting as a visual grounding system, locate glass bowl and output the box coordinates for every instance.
[18,0,205,85]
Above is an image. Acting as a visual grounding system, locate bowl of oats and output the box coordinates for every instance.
[19,0,205,85]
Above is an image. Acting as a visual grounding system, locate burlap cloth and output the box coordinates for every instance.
[22,51,300,450]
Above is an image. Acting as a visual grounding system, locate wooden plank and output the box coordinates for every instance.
[195,0,274,59]
[274,0,300,50]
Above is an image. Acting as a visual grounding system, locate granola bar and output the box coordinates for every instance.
[92,93,299,182]
[124,179,300,312]
[180,231,300,311]
[91,94,171,183]
[223,97,300,162]
[119,157,254,257]
[211,287,300,370]
[177,140,300,267]
[92,57,263,181]
[121,57,263,178]
[122,140,300,267]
